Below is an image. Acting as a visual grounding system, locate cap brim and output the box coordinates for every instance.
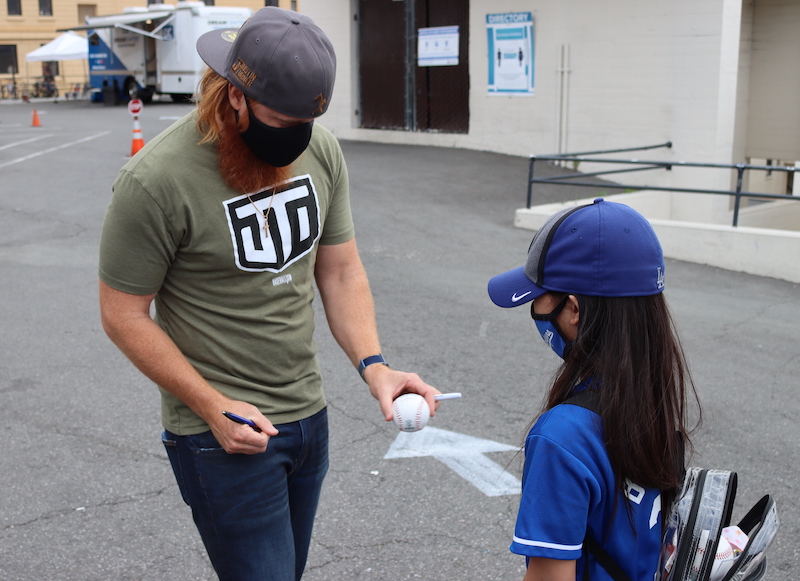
[488,266,547,308]
[196,28,238,77]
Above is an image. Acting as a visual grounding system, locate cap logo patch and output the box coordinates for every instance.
[313,93,327,116]
[511,291,532,303]
[231,58,257,88]
[221,30,237,43]
[657,266,665,289]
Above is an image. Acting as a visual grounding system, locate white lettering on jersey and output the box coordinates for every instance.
[624,480,645,505]
[626,480,662,529]
[649,493,662,530]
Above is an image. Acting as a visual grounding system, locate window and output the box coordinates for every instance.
[0,45,18,75]
[39,0,52,16]
[77,4,96,23]
[265,0,279,6]
[7,0,21,15]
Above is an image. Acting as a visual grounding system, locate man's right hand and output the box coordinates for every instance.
[209,401,279,455]
[99,280,279,456]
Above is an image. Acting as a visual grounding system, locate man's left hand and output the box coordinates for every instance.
[363,364,440,422]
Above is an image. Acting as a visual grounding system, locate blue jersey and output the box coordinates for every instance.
[510,399,663,580]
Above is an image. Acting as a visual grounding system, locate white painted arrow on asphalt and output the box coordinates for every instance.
[384,427,521,497]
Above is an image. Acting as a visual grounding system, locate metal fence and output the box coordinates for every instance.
[526,142,800,227]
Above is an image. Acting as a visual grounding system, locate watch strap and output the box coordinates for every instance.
[358,354,388,380]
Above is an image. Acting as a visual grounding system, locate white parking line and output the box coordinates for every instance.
[0,135,54,151]
[0,131,110,169]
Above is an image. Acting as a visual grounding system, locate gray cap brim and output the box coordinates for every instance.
[197,28,238,78]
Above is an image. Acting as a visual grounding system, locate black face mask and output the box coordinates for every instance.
[239,97,314,168]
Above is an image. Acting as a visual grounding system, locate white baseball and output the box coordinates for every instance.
[709,537,736,581]
[392,394,430,432]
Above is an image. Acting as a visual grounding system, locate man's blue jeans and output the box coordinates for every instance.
[162,408,329,581]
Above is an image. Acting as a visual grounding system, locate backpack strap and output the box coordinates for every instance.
[583,534,633,581]
[563,388,601,413]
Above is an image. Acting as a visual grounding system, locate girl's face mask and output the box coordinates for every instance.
[240,97,314,168]
[530,295,574,359]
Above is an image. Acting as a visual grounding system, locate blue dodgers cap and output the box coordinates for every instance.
[488,199,666,308]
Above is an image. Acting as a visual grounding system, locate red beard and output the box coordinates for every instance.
[216,114,293,194]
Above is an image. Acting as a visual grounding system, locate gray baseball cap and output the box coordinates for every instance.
[196,6,336,119]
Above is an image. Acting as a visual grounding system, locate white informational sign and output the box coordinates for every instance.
[486,12,535,95]
[418,26,459,67]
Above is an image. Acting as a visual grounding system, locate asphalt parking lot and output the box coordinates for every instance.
[0,99,797,580]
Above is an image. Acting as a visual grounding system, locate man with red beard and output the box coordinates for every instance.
[97,7,439,581]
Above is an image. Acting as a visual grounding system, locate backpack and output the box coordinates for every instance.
[564,390,780,581]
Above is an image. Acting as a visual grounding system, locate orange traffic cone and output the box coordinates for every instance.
[130,117,145,156]
[31,109,41,127]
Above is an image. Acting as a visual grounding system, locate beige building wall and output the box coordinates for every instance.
[745,0,800,163]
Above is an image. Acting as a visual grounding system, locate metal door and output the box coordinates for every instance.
[414,0,469,133]
[358,0,469,133]
[358,0,406,129]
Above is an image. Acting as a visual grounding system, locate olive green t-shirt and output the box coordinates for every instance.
[99,112,354,435]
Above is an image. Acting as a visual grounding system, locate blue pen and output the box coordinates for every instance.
[222,411,262,433]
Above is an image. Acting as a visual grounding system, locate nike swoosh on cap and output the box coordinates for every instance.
[511,291,532,302]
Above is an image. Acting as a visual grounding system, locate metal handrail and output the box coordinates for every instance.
[545,141,673,158]
[526,143,800,227]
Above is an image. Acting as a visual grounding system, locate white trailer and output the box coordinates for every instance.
[65,2,251,103]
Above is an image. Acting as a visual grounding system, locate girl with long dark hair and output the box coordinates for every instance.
[488,199,700,581]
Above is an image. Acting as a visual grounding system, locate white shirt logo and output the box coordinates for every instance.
[223,175,321,273]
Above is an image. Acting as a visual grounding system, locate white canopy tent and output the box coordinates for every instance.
[23,31,88,97]
[25,31,88,62]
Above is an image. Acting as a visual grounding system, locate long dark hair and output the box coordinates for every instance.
[544,293,701,511]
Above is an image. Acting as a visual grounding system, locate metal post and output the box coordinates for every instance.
[732,164,745,227]
[404,0,416,131]
[526,157,536,208]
